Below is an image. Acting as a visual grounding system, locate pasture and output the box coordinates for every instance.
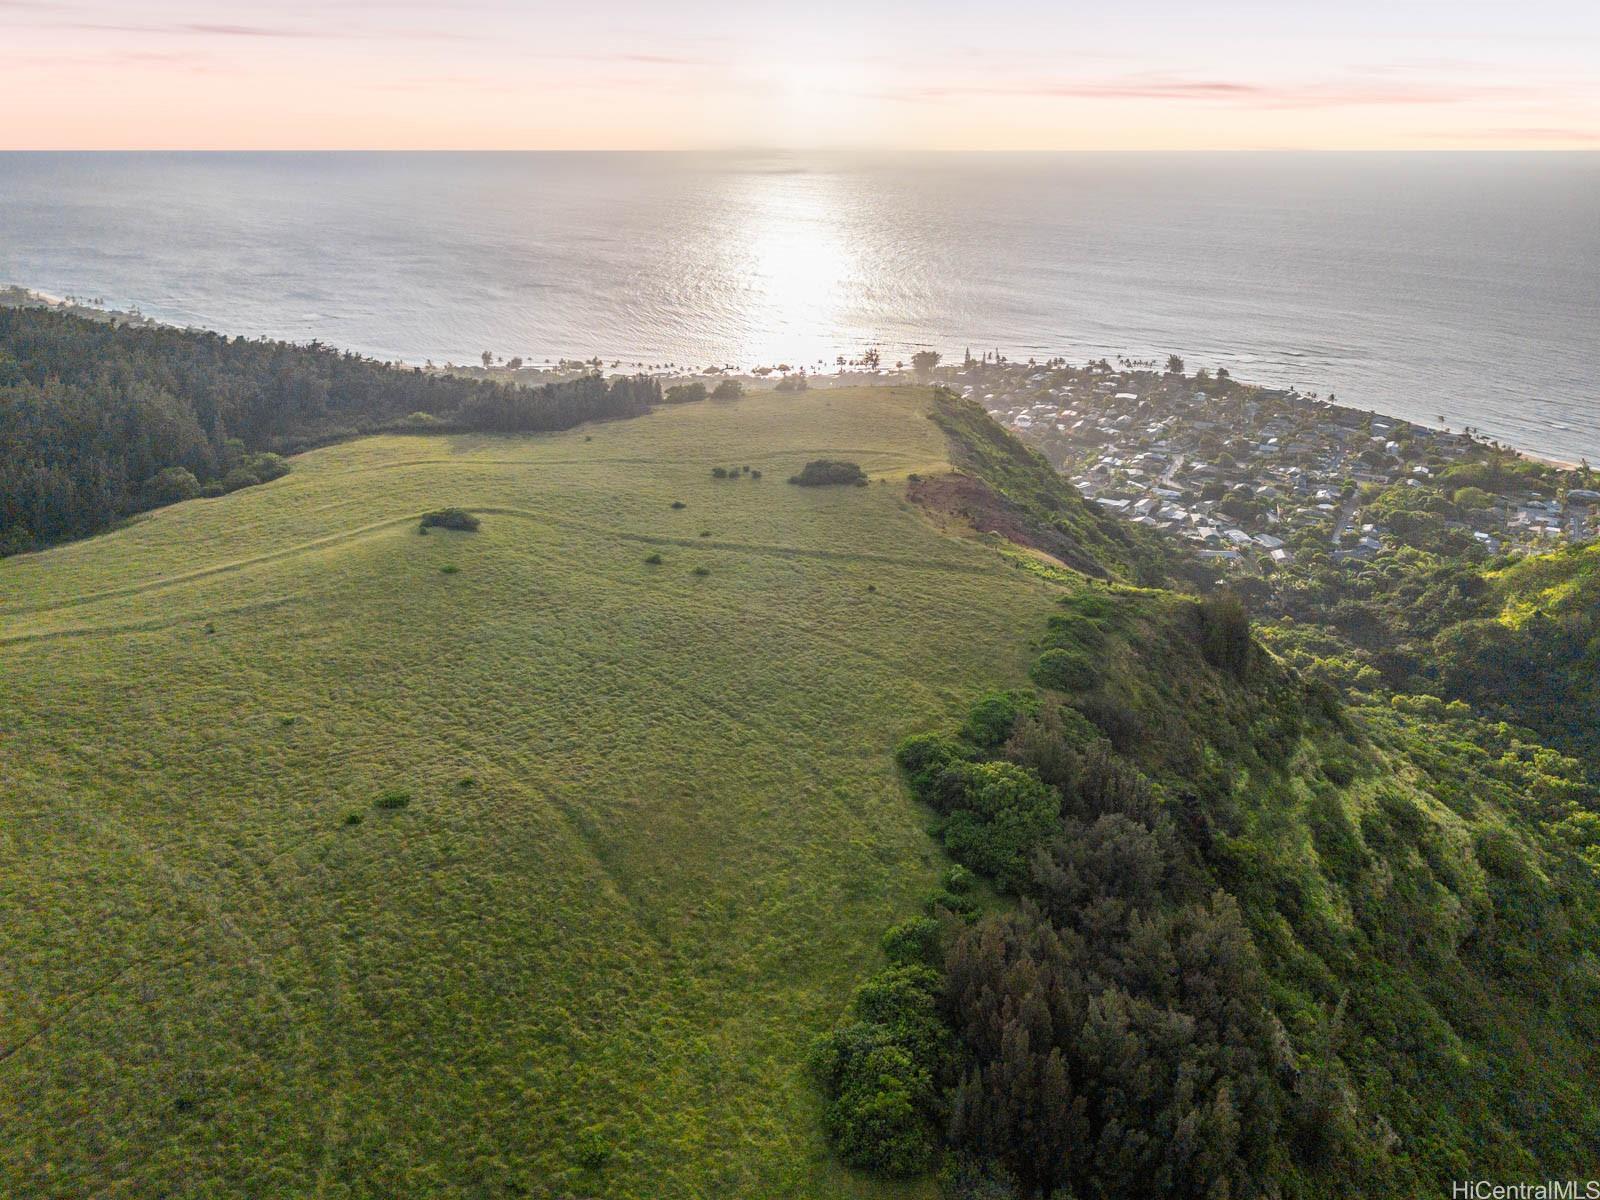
[0,387,1061,1198]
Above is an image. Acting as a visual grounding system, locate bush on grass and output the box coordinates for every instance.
[789,459,869,487]
[419,508,480,532]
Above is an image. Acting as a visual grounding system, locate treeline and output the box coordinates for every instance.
[0,308,660,553]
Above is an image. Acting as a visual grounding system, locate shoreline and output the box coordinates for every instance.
[1,282,1584,473]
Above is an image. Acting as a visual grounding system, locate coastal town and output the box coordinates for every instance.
[939,352,1599,575]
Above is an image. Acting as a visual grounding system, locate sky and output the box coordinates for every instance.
[4,0,1598,150]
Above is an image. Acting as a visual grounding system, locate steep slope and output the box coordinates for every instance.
[908,389,1175,586]
[0,387,1103,1200]
[1039,591,1600,1189]
[812,407,1600,1197]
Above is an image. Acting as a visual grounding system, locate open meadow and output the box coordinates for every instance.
[0,387,1062,1198]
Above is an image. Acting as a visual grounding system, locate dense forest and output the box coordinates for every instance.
[0,308,660,553]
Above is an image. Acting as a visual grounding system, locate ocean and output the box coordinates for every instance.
[1,151,1596,462]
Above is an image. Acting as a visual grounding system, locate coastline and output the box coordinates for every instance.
[1,281,1584,473]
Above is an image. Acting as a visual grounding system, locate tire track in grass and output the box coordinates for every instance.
[1,516,420,617]
[5,499,994,629]
[0,595,308,647]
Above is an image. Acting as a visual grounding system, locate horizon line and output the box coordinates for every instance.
[4,145,1600,154]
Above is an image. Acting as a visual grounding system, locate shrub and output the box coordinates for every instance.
[961,690,1034,752]
[750,469,763,479]
[665,381,708,405]
[374,789,411,810]
[692,565,711,576]
[941,863,976,894]
[882,917,943,968]
[775,374,808,393]
[1074,694,1144,752]
[246,452,289,483]
[789,459,868,487]
[220,466,261,493]
[851,966,947,1064]
[711,378,744,400]
[670,500,687,509]
[645,552,663,565]
[812,1030,936,1176]
[895,732,967,799]
[938,761,1061,888]
[1003,698,1092,796]
[1029,648,1096,692]
[810,968,947,1179]
[925,888,980,919]
[438,564,460,574]
[712,466,728,479]
[145,466,201,505]
[925,763,982,815]
[419,508,480,532]
[570,1127,613,1170]
[343,812,364,826]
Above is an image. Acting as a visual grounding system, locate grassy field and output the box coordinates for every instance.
[0,387,1064,1199]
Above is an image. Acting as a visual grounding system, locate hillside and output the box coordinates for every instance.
[5,379,1597,1198]
[0,386,1092,1198]
[1010,590,1600,1190]
[1427,541,1600,758]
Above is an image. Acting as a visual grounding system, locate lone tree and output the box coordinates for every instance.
[481,350,494,369]
[911,350,941,383]
[1165,354,1185,375]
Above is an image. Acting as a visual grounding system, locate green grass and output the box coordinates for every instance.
[0,387,1063,1199]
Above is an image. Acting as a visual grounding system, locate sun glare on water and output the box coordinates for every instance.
[723,167,859,367]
